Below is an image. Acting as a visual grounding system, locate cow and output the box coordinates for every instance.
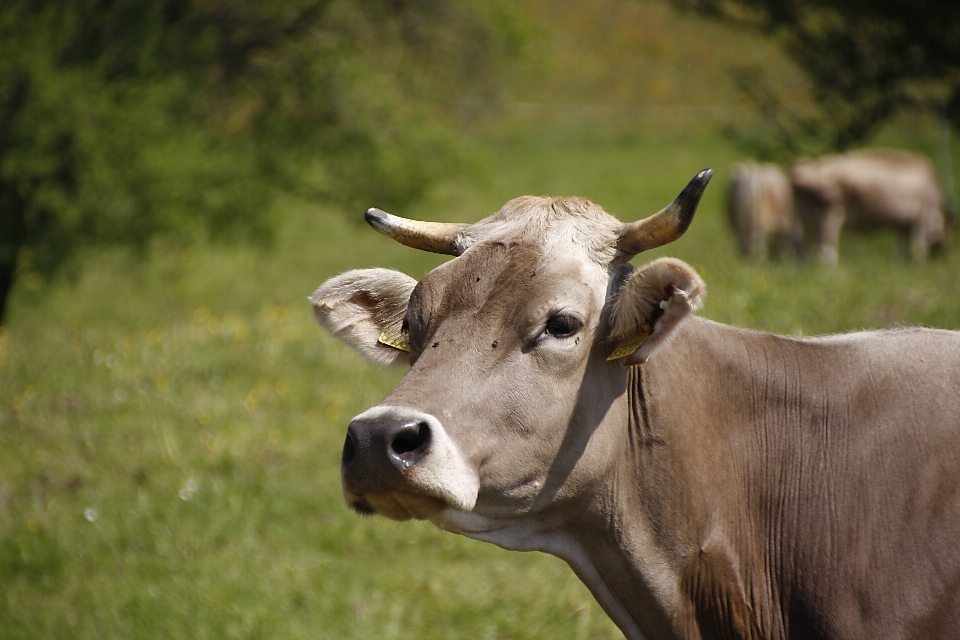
[311,170,960,640]
[727,161,801,259]
[790,149,951,264]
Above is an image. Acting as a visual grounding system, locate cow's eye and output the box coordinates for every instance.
[545,314,583,339]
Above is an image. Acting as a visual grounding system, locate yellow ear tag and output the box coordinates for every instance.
[378,324,411,352]
[607,324,651,361]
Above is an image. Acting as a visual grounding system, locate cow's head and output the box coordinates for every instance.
[312,171,711,541]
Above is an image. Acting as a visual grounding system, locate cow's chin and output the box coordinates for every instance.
[349,490,448,521]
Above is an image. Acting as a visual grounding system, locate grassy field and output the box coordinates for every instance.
[3,91,960,640]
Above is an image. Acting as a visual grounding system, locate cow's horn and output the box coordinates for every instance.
[615,169,712,260]
[365,208,470,256]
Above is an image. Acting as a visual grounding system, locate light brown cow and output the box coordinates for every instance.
[790,150,950,264]
[311,171,960,640]
[728,161,801,259]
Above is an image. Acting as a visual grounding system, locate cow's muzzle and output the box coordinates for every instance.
[340,406,479,520]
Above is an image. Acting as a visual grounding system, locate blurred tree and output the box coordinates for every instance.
[676,0,960,154]
[0,0,530,323]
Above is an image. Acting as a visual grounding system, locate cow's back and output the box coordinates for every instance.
[792,150,949,262]
[827,151,945,228]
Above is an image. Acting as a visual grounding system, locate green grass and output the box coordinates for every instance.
[3,107,960,639]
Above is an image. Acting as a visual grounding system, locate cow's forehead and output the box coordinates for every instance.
[413,240,600,322]
[400,196,624,340]
[463,195,623,267]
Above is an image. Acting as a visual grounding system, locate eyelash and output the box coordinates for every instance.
[544,314,583,339]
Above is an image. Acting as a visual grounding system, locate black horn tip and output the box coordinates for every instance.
[674,168,713,231]
[682,169,712,199]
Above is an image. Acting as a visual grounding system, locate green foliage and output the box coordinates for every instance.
[0,0,532,321]
[508,0,806,111]
[677,0,960,153]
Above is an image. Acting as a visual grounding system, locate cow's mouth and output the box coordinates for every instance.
[347,490,448,521]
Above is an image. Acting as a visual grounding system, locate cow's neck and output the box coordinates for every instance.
[560,318,780,639]
[454,319,788,639]
[545,365,696,640]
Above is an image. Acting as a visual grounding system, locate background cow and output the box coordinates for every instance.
[790,149,952,264]
[312,172,960,640]
[727,161,801,259]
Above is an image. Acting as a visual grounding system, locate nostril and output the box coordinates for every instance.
[342,432,356,465]
[345,415,434,475]
[391,422,430,456]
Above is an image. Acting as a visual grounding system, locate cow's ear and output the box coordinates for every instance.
[311,268,417,366]
[607,258,705,365]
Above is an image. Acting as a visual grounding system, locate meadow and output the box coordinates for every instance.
[2,104,960,639]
